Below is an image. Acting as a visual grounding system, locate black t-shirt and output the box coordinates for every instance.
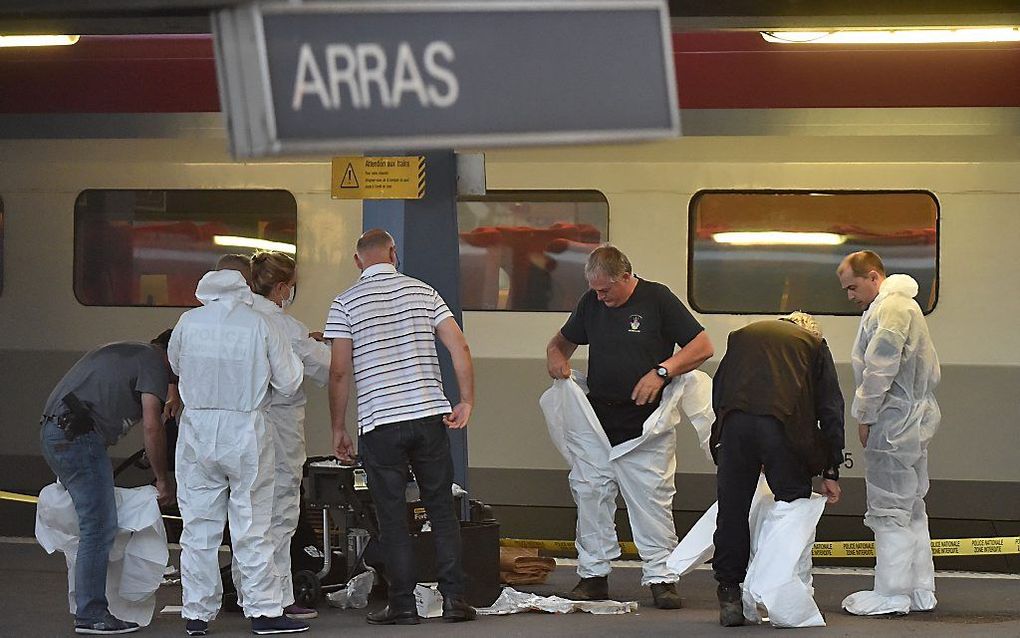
[560,278,704,402]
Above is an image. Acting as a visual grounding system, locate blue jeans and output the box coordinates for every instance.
[360,416,465,612]
[40,417,118,623]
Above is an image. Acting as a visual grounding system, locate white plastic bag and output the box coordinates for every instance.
[413,583,444,618]
[326,568,376,609]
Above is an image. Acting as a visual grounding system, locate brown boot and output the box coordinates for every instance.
[650,582,683,609]
[717,583,744,627]
[561,576,609,601]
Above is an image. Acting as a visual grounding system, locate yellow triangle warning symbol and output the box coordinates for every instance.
[340,163,360,189]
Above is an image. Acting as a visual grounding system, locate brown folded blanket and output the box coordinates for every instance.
[500,547,557,585]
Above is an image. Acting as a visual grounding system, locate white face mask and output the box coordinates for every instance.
[280,283,296,309]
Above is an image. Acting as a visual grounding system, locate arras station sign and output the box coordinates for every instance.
[213,0,679,158]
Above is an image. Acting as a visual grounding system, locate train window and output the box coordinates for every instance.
[458,190,609,311]
[74,190,297,307]
[689,191,938,315]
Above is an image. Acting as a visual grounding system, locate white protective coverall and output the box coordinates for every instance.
[169,270,303,621]
[249,293,330,608]
[666,476,826,628]
[842,274,941,616]
[540,370,714,586]
[36,483,168,627]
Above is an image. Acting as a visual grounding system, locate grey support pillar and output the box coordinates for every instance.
[362,150,468,492]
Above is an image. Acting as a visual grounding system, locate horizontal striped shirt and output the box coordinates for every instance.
[324,263,454,435]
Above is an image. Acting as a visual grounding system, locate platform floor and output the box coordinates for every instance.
[5,538,1020,637]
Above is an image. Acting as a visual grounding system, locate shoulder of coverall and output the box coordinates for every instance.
[252,291,285,314]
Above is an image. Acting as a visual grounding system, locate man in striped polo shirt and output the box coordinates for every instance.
[325,229,476,626]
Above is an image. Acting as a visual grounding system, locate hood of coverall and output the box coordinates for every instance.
[873,274,919,306]
[195,269,255,308]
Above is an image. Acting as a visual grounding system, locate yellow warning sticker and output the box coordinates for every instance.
[331,156,425,200]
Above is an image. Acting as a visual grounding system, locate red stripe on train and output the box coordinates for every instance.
[0,33,1018,113]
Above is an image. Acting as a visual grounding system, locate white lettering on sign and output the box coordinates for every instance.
[291,41,459,111]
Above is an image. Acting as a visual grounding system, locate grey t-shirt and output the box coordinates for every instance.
[43,342,169,445]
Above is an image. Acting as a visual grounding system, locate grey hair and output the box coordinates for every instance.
[780,311,822,338]
[584,244,632,281]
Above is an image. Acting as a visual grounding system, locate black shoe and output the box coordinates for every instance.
[185,619,208,636]
[250,615,309,634]
[74,615,140,635]
[441,597,477,622]
[365,606,421,626]
[561,576,609,601]
[650,582,683,609]
[717,584,744,627]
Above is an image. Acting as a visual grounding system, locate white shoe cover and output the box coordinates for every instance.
[841,590,910,616]
[910,589,937,612]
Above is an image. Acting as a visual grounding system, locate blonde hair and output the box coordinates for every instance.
[585,244,632,281]
[250,251,296,296]
[780,311,822,338]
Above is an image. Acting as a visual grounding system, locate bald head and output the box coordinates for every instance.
[354,229,397,271]
[215,253,252,285]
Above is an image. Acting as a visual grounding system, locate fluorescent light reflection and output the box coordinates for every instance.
[761,28,1020,44]
[213,235,296,254]
[712,232,846,246]
[0,35,80,48]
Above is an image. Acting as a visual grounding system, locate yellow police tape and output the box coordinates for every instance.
[0,490,39,505]
[4,490,1018,557]
[502,536,1020,558]
[0,490,183,520]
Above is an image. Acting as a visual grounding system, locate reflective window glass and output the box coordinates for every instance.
[689,191,938,315]
[74,190,296,307]
[458,191,609,311]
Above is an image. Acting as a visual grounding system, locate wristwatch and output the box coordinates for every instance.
[822,467,840,481]
[655,365,670,381]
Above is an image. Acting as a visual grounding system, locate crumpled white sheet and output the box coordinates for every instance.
[477,587,638,616]
[35,482,168,627]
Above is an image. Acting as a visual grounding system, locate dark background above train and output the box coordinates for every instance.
[0,0,1019,35]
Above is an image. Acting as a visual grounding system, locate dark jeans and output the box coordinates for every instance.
[39,417,118,623]
[713,411,812,586]
[360,415,464,612]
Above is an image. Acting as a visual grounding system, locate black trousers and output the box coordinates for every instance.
[587,395,658,446]
[360,415,465,612]
[713,411,812,586]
